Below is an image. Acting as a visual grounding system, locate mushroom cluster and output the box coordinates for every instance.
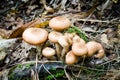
[65,36,105,65]
[22,16,105,65]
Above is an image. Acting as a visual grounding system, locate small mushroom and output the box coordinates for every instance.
[65,50,78,65]
[22,28,48,58]
[49,16,71,31]
[48,31,62,58]
[72,35,88,56]
[42,47,56,59]
[86,41,105,58]
[58,35,70,60]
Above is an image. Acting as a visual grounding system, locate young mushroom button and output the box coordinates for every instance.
[42,47,55,59]
[49,16,71,31]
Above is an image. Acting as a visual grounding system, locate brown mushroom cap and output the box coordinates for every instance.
[72,35,86,45]
[86,41,105,58]
[48,31,63,43]
[72,35,88,56]
[65,51,78,65]
[49,16,71,31]
[22,28,48,45]
[42,47,55,58]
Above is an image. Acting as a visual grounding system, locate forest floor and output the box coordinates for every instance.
[0,0,120,80]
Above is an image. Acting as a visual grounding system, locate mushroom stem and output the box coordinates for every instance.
[49,56,56,60]
[61,47,69,60]
[55,43,62,59]
[58,36,70,60]
[36,44,44,59]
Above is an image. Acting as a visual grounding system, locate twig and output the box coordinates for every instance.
[100,57,120,66]
[76,19,109,23]
[21,60,63,65]
[35,54,39,80]
[81,9,95,28]
[77,55,86,77]
[45,10,82,18]
[75,18,120,24]
[64,65,73,80]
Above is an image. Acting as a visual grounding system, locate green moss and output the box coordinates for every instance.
[66,26,89,42]
[8,72,14,80]
[82,65,106,79]
[45,69,65,80]
[17,64,23,68]
[17,62,34,69]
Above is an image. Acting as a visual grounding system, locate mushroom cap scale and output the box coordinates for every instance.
[49,16,71,31]
[22,28,48,45]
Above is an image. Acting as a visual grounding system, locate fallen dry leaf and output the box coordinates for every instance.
[8,19,49,39]
[100,34,109,44]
